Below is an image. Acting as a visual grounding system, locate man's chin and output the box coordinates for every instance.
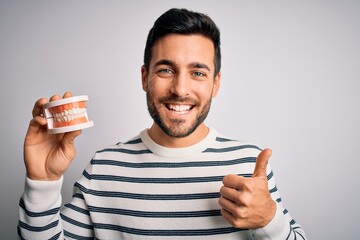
[158,122,197,138]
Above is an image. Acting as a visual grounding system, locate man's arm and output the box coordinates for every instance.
[18,176,95,239]
[18,177,64,239]
[18,92,85,239]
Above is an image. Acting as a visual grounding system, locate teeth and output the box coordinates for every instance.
[168,104,191,113]
[52,107,86,122]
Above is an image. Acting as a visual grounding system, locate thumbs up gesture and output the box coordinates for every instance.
[219,149,277,229]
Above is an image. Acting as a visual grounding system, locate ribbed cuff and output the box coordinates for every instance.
[23,176,63,204]
[251,204,290,240]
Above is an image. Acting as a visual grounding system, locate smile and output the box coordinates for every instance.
[166,104,193,115]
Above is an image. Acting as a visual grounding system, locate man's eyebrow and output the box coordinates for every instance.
[153,59,211,72]
[154,59,176,67]
[189,62,211,71]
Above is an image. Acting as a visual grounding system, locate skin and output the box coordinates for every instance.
[24,33,275,229]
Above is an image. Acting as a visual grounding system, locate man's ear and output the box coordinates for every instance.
[141,65,148,92]
[212,71,221,98]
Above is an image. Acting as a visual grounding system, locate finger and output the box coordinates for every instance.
[220,185,240,202]
[63,91,73,98]
[219,195,238,214]
[49,94,61,102]
[49,91,73,102]
[220,207,245,228]
[27,116,48,135]
[222,174,246,190]
[220,185,253,207]
[220,208,233,220]
[252,148,272,177]
[32,98,48,118]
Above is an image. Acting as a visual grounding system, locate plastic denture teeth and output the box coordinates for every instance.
[43,95,94,134]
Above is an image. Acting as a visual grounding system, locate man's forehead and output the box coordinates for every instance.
[150,34,215,69]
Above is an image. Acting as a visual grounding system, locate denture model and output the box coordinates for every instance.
[43,95,94,134]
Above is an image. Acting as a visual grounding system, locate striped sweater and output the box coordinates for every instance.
[18,128,306,239]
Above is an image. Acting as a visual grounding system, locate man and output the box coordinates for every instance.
[18,8,306,239]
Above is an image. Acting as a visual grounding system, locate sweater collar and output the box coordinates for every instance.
[140,128,216,158]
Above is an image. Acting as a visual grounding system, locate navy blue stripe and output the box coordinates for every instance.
[88,205,221,218]
[17,225,25,240]
[203,144,261,153]
[82,170,258,184]
[73,193,85,200]
[91,157,256,168]
[61,213,94,230]
[98,144,260,155]
[82,171,272,185]
[269,186,278,194]
[82,171,275,184]
[93,223,246,236]
[83,171,225,183]
[293,227,306,240]
[215,137,234,142]
[284,209,289,215]
[96,148,151,154]
[117,138,143,145]
[18,220,59,232]
[75,182,220,200]
[49,231,62,240]
[125,138,143,144]
[286,225,292,240]
[64,230,94,239]
[64,203,90,216]
[19,198,60,217]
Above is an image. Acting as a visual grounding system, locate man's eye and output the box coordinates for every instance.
[158,68,173,75]
[192,71,205,77]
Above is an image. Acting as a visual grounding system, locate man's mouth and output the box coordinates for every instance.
[165,103,194,115]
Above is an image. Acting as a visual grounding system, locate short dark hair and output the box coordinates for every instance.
[143,8,221,76]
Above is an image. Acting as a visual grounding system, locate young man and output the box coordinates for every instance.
[18,8,306,239]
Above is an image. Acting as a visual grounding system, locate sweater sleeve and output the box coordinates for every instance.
[18,176,65,239]
[250,202,306,240]
[18,176,95,239]
[250,163,307,240]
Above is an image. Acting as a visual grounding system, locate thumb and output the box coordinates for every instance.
[252,148,272,177]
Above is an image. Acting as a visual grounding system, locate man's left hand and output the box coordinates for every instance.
[219,148,276,229]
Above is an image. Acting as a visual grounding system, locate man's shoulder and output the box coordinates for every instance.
[94,133,148,155]
[209,129,262,155]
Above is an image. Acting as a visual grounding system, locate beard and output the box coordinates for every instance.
[146,92,212,138]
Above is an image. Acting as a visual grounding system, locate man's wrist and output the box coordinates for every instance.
[251,203,290,240]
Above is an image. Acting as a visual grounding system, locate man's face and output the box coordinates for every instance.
[142,34,220,138]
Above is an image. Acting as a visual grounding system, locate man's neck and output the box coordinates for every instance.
[147,123,209,148]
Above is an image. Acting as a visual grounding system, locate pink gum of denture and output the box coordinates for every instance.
[43,95,94,134]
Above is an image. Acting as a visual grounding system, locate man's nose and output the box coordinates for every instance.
[170,72,190,97]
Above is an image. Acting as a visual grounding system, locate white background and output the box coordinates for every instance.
[0,0,359,239]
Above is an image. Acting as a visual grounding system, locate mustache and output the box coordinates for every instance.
[159,94,198,105]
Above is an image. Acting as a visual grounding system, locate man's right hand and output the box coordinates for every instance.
[24,92,82,181]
